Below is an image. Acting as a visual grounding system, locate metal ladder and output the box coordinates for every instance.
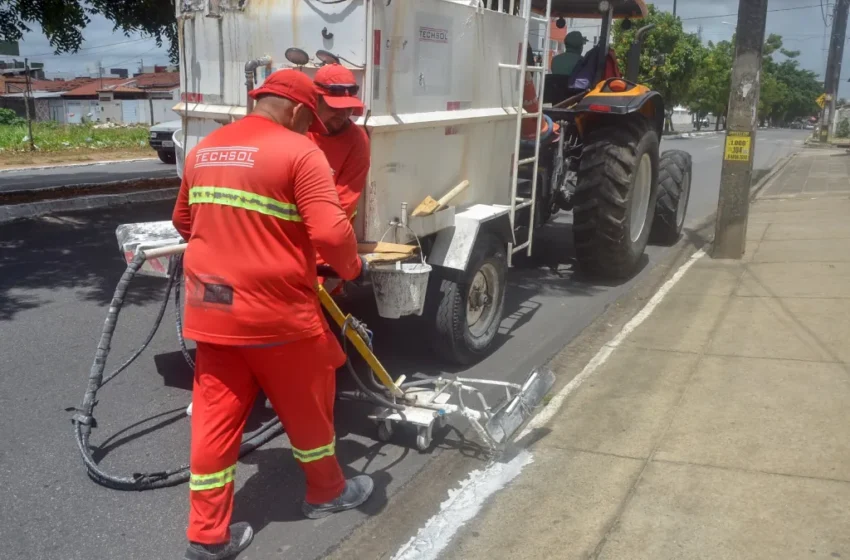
[499,0,552,265]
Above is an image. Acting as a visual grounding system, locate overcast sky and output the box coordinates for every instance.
[12,1,847,96]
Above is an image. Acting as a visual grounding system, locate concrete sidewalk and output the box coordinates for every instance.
[440,149,850,560]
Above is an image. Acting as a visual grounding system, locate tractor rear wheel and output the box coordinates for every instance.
[651,150,693,245]
[572,115,660,279]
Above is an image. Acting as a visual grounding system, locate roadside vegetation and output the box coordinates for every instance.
[0,108,152,167]
[612,8,822,132]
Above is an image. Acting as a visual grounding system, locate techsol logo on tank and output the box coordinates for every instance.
[194,146,258,169]
[419,27,448,43]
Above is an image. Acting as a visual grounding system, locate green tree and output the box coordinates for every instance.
[688,39,734,131]
[760,34,821,125]
[837,118,850,138]
[612,5,705,131]
[0,0,177,61]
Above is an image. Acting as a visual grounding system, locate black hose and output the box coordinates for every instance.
[173,255,195,371]
[341,318,404,412]
[73,251,400,490]
[72,251,283,491]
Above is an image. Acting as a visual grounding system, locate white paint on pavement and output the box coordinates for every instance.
[706,144,721,150]
[392,450,534,560]
[519,248,706,435]
[389,248,707,560]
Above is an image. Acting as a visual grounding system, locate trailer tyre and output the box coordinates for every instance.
[427,234,507,366]
[651,150,693,245]
[573,115,660,279]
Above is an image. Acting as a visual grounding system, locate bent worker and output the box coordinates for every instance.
[309,63,370,294]
[172,68,373,560]
[551,31,588,76]
[310,63,370,221]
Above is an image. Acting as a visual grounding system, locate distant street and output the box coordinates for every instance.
[0,158,176,193]
[0,128,810,560]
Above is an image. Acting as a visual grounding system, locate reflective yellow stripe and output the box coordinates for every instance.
[349,209,358,220]
[188,186,302,222]
[291,438,335,463]
[189,464,236,491]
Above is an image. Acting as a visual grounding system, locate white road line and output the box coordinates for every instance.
[390,248,707,560]
[706,144,721,150]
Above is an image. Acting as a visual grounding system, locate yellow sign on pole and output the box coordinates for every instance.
[817,93,827,108]
[724,131,752,162]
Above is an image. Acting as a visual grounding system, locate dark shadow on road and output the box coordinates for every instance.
[0,200,176,321]
[90,406,187,462]
[232,438,393,533]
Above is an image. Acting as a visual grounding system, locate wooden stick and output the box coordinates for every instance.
[142,244,187,259]
[435,179,470,210]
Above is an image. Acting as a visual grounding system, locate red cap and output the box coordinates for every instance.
[249,69,328,134]
[314,64,365,116]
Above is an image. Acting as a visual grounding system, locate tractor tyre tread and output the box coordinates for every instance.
[572,115,660,279]
[651,149,693,245]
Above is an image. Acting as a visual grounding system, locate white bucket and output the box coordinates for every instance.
[370,261,432,319]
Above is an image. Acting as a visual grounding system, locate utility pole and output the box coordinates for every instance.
[23,58,35,152]
[819,0,850,142]
[672,0,677,17]
[712,0,768,260]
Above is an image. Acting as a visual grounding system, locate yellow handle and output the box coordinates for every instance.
[316,284,404,398]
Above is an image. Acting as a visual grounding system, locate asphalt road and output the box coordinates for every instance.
[0,158,176,193]
[0,128,809,560]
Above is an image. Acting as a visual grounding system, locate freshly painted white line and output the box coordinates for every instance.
[519,248,706,436]
[391,450,534,560]
[0,157,158,174]
[389,248,707,560]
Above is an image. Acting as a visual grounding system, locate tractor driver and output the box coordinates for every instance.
[551,31,588,76]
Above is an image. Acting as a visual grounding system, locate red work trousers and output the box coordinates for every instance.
[187,331,347,545]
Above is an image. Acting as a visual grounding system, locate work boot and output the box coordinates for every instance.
[302,475,374,519]
[183,522,253,560]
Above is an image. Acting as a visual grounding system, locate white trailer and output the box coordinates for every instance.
[118,0,693,365]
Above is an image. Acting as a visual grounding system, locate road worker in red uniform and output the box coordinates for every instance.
[172,69,374,560]
[309,63,370,223]
[308,63,370,294]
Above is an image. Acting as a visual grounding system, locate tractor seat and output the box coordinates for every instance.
[544,75,587,106]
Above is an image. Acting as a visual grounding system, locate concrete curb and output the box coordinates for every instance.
[0,157,159,174]
[751,152,796,200]
[0,188,178,225]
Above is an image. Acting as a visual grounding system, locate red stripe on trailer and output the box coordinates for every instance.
[446,101,461,135]
[373,30,382,65]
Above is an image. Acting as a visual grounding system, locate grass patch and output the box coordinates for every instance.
[0,122,149,153]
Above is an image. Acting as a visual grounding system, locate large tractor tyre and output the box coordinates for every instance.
[572,116,660,279]
[426,234,507,366]
[651,150,693,246]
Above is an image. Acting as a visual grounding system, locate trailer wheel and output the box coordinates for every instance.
[427,234,507,366]
[651,150,693,245]
[572,115,660,279]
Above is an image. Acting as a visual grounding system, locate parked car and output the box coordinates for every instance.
[149,120,182,164]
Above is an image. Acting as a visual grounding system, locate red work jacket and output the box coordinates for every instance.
[172,114,361,346]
